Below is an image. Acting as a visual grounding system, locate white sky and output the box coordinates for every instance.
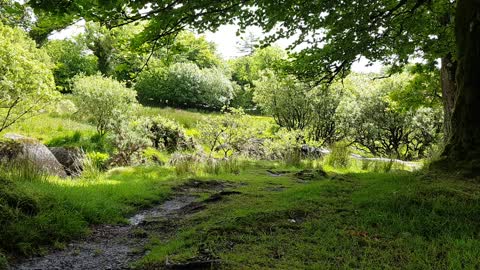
[50,21,383,73]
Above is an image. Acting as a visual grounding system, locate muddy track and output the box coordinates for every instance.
[14,180,239,270]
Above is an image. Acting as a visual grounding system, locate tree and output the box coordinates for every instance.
[135,62,233,110]
[72,75,138,136]
[157,31,223,69]
[254,71,313,130]
[29,0,480,168]
[229,46,287,110]
[44,39,98,92]
[0,24,59,133]
[337,73,443,160]
[236,31,260,55]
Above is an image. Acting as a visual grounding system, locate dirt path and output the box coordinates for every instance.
[14,180,237,270]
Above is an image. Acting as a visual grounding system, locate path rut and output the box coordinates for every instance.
[14,195,198,270]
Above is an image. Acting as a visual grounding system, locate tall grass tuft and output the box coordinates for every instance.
[0,160,48,182]
[325,142,351,168]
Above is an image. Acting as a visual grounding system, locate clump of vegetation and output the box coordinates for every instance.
[325,142,351,168]
[135,62,233,110]
[143,116,194,152]
[72,75,138,136]
[197,108,258,158]
[0,23,59,133]
[109,118,151,166]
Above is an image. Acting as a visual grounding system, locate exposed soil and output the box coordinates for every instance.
[14,180,239,270]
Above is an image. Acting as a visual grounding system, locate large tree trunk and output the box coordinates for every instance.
[442,0,480,170]
[440,54,457,141]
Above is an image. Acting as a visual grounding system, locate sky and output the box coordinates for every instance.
[50,21,383,73]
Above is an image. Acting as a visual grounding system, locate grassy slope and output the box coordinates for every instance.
[140,165,480,269]
[1,110,480,269]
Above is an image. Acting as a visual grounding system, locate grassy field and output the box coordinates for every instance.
[1,109,480,269]
[139,166,480,269]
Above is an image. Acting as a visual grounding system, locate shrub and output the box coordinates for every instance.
[72,75,138,136]
[143,116,194,152]
[142,147,168,165]
[135,62,233,110]
[197,108,257,157]
[263,128,304,166]
[86,151,110,170]
[109,118,151,166]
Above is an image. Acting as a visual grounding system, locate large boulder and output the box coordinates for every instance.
[0,133,67,178]
[49,147,85,176]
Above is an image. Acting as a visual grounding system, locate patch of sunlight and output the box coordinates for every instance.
[46,177,122,187]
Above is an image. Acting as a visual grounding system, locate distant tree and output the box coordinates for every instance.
[44,40,98,92]
[229,46,286,110]
[72,75,138,136]
[158,31,223,69]
[254,71,313,130]
[79,22,148,84]
[0,0,33,29]
[0,24,59,133]
[135,62,233,110]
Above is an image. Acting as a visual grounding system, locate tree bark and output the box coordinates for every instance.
[442,0,480,170]
[440,54,457,141]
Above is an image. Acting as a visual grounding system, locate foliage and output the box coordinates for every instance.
[254,71,313,130]
[85,151,110,171]
[44,40,98,92]
[78,22,149,83]
[197,108,257,157]
[325,142,351,168]
[157,31,223,69]
[229,46,287,110]
[263,128,304,165]
[135,62,233,110]
[109,117,151,166]
[337,73,443,160]
[143,116,193,153]
[0,24,59,133]
[72,75,138,136]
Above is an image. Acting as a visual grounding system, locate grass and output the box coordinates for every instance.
[139,164,480,269]
[3,113,95,143]
[0,164,179,259]
[1,107,479,269]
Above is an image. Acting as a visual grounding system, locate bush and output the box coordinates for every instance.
[197,108,257,157]
[86,151,110,170]
[263,128,304,165]
[109,118,151,166]
[72,75,138,136]
[143,116,194,152]
[135,62,233,110]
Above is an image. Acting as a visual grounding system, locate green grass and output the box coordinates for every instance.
[3,113,95,143]
[139,165,480,269]
[0,165,179,258]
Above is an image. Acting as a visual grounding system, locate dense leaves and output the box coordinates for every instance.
[0,24,59,133]
[135,62,233,110]
[72,75,138,136]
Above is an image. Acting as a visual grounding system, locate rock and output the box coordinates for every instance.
[49,147,85,176]
[0,133,67,178]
